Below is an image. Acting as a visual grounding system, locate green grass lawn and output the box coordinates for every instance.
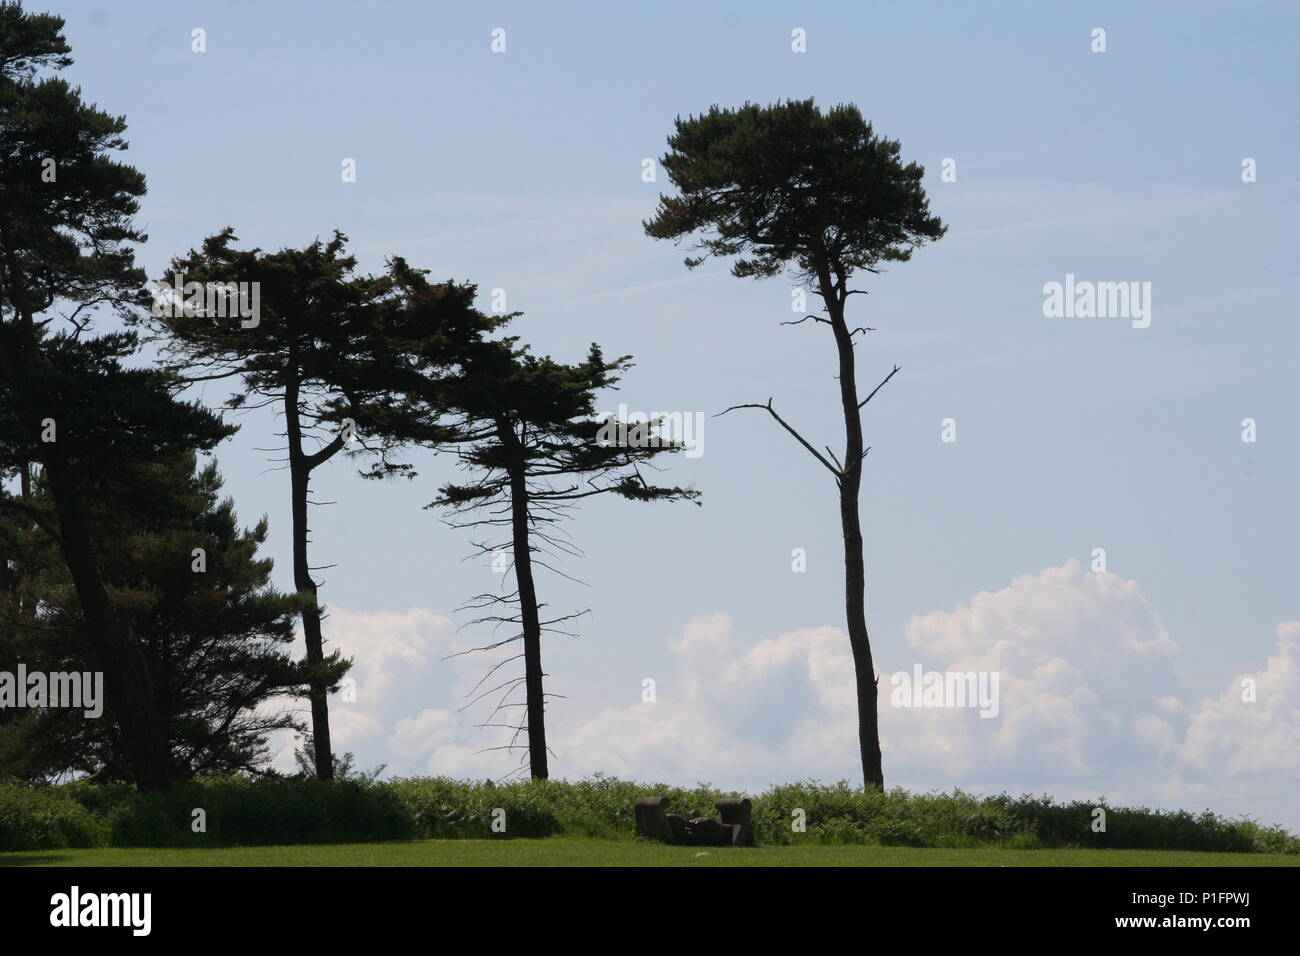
[3,838,1297,867]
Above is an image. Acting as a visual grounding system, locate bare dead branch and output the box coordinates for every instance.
[858,365,901,410]
[716,398,841,479]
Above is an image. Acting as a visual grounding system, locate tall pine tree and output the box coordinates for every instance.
[645,99,945,788]
[369,336,699,779]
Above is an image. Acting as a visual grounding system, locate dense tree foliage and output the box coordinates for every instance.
[0,452,307,781]
[0,3,230,788]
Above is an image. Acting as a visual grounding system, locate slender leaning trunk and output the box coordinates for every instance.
[285,379,334,781]
[503,424,548,779]
[822,268,885,790]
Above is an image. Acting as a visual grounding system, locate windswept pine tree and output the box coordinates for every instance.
[645,99,945,788]
[0,451,309,781]
[142,230,376,780]
[0,4,232,786]
[367,336,699,779]
[142,236,503,779]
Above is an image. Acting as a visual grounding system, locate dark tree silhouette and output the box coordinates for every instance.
[0,450,308,781]
[644,99,945,788]
[142,230,394,780]
[142,238,504,779]
[0,5,229,789]
[364,334,698,779]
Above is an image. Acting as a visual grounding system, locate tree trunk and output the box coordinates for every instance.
[503,424,548,779]
[821,266,885,790]
[285,382,334,781]
[44,453,173,790]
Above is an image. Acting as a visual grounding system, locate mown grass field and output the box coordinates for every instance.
[3,837,1298,867]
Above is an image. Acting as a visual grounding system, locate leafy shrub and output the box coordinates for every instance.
[0,776,1294,853]
[0,783,110,850]
[65,776,413,847]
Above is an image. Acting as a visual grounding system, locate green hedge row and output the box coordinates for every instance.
[1,775,1294,853]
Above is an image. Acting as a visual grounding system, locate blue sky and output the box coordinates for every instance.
[51,1,1300,827]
